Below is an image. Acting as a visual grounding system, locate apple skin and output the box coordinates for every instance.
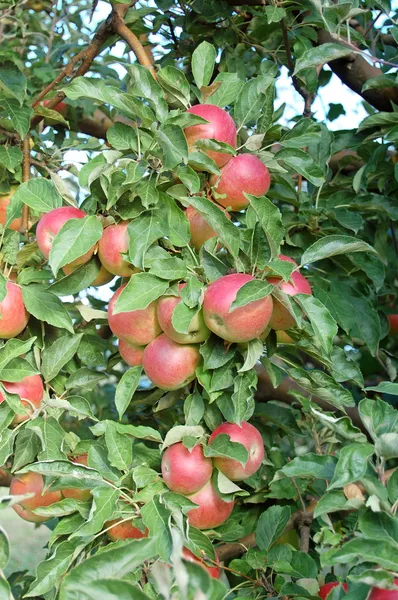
[161,442,213,495]
[319,582,348,599]
[0,374,43,424]
[10,472,62,523]
[186,481,234,530]
[182,548,220,579]
[36,207,95,269]
[118,340,145,367]
[142,333,200,391]
[98,222,139,277]
[62,262,114,287]
[108,284,162,346]
[276,330,294,344]
[209,421,264,481]
[388,314,398,335]
[184,104,237,167]
[0,282,29,339]
[368,580,398,600]
[0,186,22,231]
[210,154,271,211]
[106,518,148,541]
[186,203,231,251]
[203,273,273,343]
[157,285,210,345]
[268,254,312,331]
[62,454,91,502]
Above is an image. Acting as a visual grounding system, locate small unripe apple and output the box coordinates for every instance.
[108,284,162,346]
[203,273,273,343]
[0,186,22,231]
[209,421,264,481]
[157,285,210,345]
[268,254,312,331]
[210,154,271,211]
[62,454,91,502]
[186,203,231,251]
[106,518,148,541]
[368,580,398,600]
[184,104,237,167]
[186,481,234,530]
[182,548,220,579]
[142,333,200,390]
[36,207,95,269]
[62,262,114,287]
[98,222,139,277]
[118,339,144,367]
[0,282,29,339]
[43,99,68,117]
[10,472,62,522]
[161,442,213,494]
[276,330,294,344]
[388,314,398,335]
[319,582,348,599]
[0,374,43,424]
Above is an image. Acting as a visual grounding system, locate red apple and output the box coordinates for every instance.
[319,582,348,599]
[388,314,398,335]
[184,104,237,167]
[0,282,29,339]
[182,548,220,579]
[62,454,91,502]
[157,285,210,344]
[203,273,273,343]
[186,203,231,251]
[0,374,43,424]
[0,186,22,231]
[36,206,95,269]
[10,472,62,523]
[209,421,264,481]
[186,481,234,530]
[106,518,148,541]
[369,580,398,600]
[118,339,145,367]
[268,254,312,331]
[62,262,114,287]
[98,222,138,277]
[108,284,162,346]
[210,154,271,211]
[161,442,213,495]
[43,98,68,117]
[142,333,200,390]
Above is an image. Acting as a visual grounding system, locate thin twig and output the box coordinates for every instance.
[363,10,382,38]
[21,135,30,233]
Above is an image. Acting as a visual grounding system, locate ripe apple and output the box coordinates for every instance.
[10,472,62,523]
[369,580,398,600]
[209,421,264,481]
[388,314,398,335]
[62,262,114,287]
[157,285,210,344]
[203,273,273,343]
[142,333,200,390]
[319,582,348,599]
[108,284,162,345]
[106,518,148,541]
[0,374,43,424]
[43,98,68,117]
[210,154,271,211]
[36,206,95,269]
[98,221,139,277]
[161,442,213,494]
[0,282,29,339]
[0,186,22,231]
[186,481,234,530]
[268,254,312,331]
[119,339,145,367]
[62,454,91,502]
[184,104,237,167]
[186,203,231,251]
[182,548,220,579]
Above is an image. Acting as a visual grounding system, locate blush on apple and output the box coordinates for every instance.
[0,374,43,424]
[118,340,145,367]
[186,481,234,530]
[182,548,220,579]
[161,442,213,494]
[97,221,139,277]
[0,282,29,339]
[10,472,62,523]
[319,582,348,599]
[368,580,398,600]
[142,333,200,390]
[186,203,231,251]
[62,454,91,502]
[157,285,210,345]
[209,421,264,481]
[0,186,22,231]
[106,518,148,541]
[388,314,398,335]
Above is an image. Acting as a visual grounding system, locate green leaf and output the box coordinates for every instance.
[230,280,273,311]
[301,235,377,265]
[234,76,274,129]
[160,193,190,247]
[22,284,74,333]
[321,538,398,572]
[200,335,236,370]
[314,490,364,518]
[275,551,318,579]
[127,211,164,269]
[113,273,169,313]
[247,195,284,259]
[11,179,63,213]
[115,367,142,420]
[256,505,291,551]
[157,124,188,170]
[276,148,325,187]
[0,337,35,372]
[64,368,105,392]
[41,334,83,382]
[359,510,398,547]
[358,111,398,132]
[0,357,39,382]
[294,43,356,74]
[359,397,398,441]
[0,99,33,139]
[71,487,119,538]
[0,528,9,570]
[264,5,286,22]
[204,72,244,108]
[280,453,337,479]
[0,145,22,172]
[288,367,355,410]
[232,370,257,425]
[280,118,322,149]
[25,418,67,461]
[238,338,264,373]
[192,41,217,88]
[157,66,191,108]
[175,165,200,194]
[141,497,172,561]
[364,382,398,396]
[295,294,338,355]
[0,62,27,104]
[49,216,102,276]
[149,257,188,281]
[329,443,374,490]
[204,433,248,465]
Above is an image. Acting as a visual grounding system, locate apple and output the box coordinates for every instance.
[161,442,213,494]
[62,454,91,502]
[62,262,114,287]
[319,582,348,599]
[106,518,148,541]
[0,282,29,339]
[0,374,43,424]
[119,340,145,367]
[142,333,200,390]
[0,186,22,231]
[98,221,139,277]
[184,104,237,167]
[210,154,271,211]
[186,481,234,530]
[157,285,210,344]
[268,254,312,331]
[369,580,398,600]
[203,273,273,343]
[182,548,220,579]
[108,284,162,346]
[388,314,398,335]
[186,203,231,251]
[36,206,96,269]
[276,330,294,344]
[43,98,68,117]
[209,421,264,481]
[10,472,62,523]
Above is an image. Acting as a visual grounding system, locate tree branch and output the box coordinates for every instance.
[112,5,157,78]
